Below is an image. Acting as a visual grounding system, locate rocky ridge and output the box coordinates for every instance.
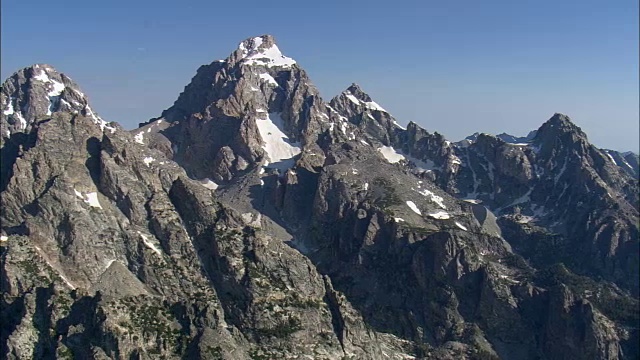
[1,35,638,359]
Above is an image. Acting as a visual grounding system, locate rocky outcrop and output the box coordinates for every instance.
[1,35,637,360]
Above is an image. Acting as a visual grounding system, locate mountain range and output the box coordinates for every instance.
[1,34,638,360]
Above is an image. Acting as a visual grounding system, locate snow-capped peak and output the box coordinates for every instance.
[237,35,296,68]
[1,64,115,138]
[341,84,387,113]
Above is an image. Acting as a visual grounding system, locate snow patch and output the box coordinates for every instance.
[455,222,468,231]
[345,93,360,105]
[33,71,50,82]
[416,188,446,209]
[378,146,405,163]
[364,101,385,112]
[134,132,144,144]
[48,80,65,97]
[428,211,450,220]
[406,201,421,215]
[463,199,482,204]
[138,232,162,256]
[84,192,102,208]
[256,113,301,170]
[554,157,568,184]
[404,153,437,173]
[363,182,369,191]
[3,98,14,115]
[74,189,102,208]
[394,217,405,222]
[15,112,27,130]
[393,120,406,130]
[258,73,279,86]
[242,41,297,68]
[200,178,219,190]
[143,157,155,166]
[0,235,7,242]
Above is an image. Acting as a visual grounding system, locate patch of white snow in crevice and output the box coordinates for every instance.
[84,106,116,134]
[200,178,219,190]
[605,152,618,165]
[15,112,27,131]
[363,101,385,112]
[377,146,437,173]
[3,98,14,115]
[258,73,279,87]
[0,235,7,242]
[406,201,422,215]
[455,222,468,231]
[393,120,406,130]
[143,157,155,166]
[465,152,480,199]
[138,232,162,256]
[48,80,65,97]
[378,146,405,163]
[256,113,301,170]
[428,211,450,220]
[345,93,360,105]
[74,189,102,208]
[463,199,482,204]
[33,71,51,82]
[416,188,446,209]
[105,259,117,270]
[32,245,76,289]
[554,157,568,185]
[134,132,144,144]
[394,217,405,222]
[84,192,102,208]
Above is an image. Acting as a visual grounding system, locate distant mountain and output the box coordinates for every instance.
[462,130,538,145]
[1,35,638,360]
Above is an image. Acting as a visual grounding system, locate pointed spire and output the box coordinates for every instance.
[344,83,372,102]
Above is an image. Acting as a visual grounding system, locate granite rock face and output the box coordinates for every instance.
[1,35,638,359]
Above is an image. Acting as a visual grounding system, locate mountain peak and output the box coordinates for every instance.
[538,113,583,136]
[532,113,588,155]
[547,112,573,126]
[233,34,296,68]
[1,64,113,138]
[238,34,276,53]
[343,83,373,103]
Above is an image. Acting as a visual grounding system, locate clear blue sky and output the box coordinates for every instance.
[2,0,638,152]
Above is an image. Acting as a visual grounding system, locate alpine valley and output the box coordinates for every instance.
[1,35,638,360]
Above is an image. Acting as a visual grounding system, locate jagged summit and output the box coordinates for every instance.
[544,112,576,128]
[535,112,587,145]
[0,64,114,140]
[2,34,639,360]
[337,84,386,113]
[230,34,296,68]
